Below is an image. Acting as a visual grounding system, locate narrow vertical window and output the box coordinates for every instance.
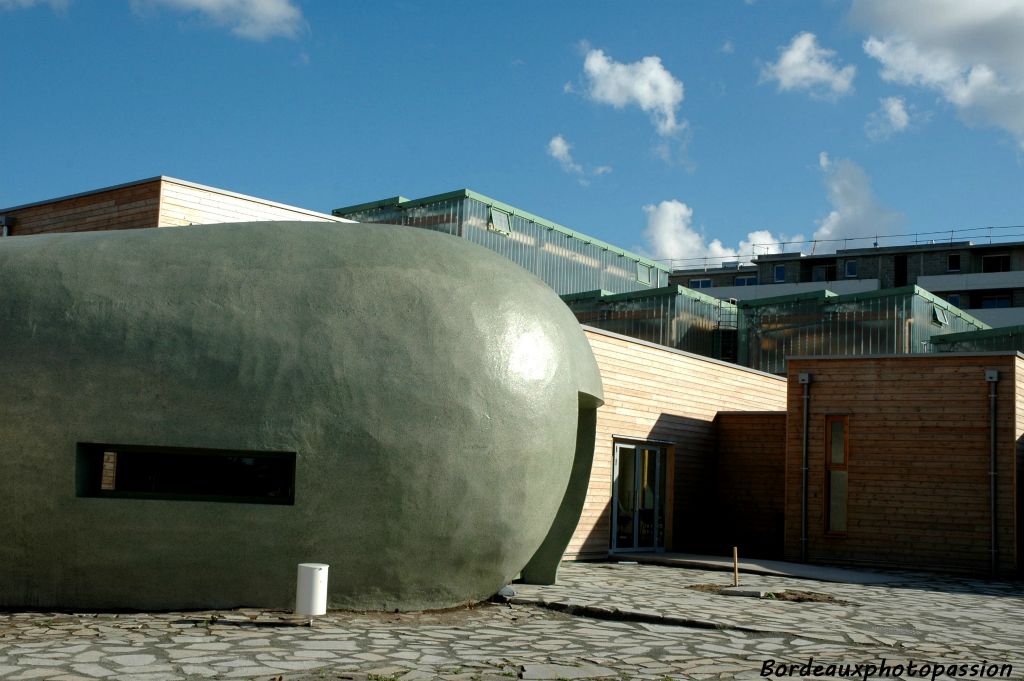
[774,264,786,283]
[825,416,848,534]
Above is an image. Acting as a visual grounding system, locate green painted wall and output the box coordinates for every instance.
[0,222,602,611]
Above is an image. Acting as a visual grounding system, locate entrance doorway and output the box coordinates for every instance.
[612,442,667,552]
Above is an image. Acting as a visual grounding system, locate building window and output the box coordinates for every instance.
[932,306,949,326]
[946,293,963,308]
[823,417,847,532]
[488,208,511,236]
[825,416,848,535]
[982,254,1011,273]
[982,294,1011,309]
[947,254,961,272]
[845,260,858,278]
[688,278,712,289]
[76,443,296,505]
[811,264,835,282]
[735,275,757,286]
[637,263,653,285]
[773,264,785,283]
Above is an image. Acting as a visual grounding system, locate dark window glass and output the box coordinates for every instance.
[688,278,712,289]
[812,264,836,282]
[76,443,296,505]
[774,265,785,282]
[982,254,1011,273]
[825,416,848,535]
[829,471,848,533]
[982,295,1011,309]
[735,275,757,286]
[947,254,961,272]
[845,260,858,278]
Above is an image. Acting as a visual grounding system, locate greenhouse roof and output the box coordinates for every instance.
[737,284,990,329]
[930,325,1024,344]
[561,285,732,307]
[334,188,669,272]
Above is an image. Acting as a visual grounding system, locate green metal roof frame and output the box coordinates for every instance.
[930,325,1024,344]
[737,289,837,308]
[561,285,736,309]
[334,189,669,272]
[739,284,989,329]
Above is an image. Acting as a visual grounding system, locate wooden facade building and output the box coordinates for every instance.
[0,176,348,237]
[783,354,1021,575]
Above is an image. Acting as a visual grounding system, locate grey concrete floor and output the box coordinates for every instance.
[0,562,1020,681]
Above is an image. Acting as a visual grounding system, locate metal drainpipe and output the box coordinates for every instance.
[798,373,812,562]
[986,369,999,576]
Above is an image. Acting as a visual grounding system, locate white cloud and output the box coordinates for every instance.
[760,32,856,100]
[546,135,612,185]
[813,152,902,249]
[641,200,801,264]
[720,40,735,54]
[0,0,66,9]
[853,0,1024,148]
[547,135,582,174]
[582,48,686,136]
[865,96,910,140]
[135,0,302,39]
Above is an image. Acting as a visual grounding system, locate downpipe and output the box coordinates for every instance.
[986,369,999,576]
[799,373,811,563]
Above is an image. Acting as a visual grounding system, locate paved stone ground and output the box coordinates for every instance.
[0,562,1020,681]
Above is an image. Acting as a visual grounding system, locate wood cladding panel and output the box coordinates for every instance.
[565,329,787,559]
[158,182,342,226]
[6,182,161,236]
[3,178,345,238]
[784,355,1018,574]
[713,412,786,559]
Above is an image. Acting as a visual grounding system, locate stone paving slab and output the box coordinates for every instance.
[0,562,1020,680]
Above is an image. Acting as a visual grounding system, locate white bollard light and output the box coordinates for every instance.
[295,563,329,617]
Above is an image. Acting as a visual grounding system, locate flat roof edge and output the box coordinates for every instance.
[0,176,165,212]
[1,176,348,222]
[582,325,786,382]
[787,351,1024,362]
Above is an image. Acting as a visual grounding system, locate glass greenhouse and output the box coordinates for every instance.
[737,285,989,374]
[930,325,1024,353]
[562,286,738,361]
[334,189,669,296]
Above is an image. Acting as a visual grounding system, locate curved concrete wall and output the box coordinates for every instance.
[0,222,602,611]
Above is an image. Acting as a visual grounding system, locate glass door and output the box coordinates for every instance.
[612,443,667,552]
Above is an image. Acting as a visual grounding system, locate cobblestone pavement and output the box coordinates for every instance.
[0,562,1020,681]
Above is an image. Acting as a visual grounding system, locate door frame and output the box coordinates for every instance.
[610,440,673,553]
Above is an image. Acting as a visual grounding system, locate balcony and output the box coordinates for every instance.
[917,270,1024,292]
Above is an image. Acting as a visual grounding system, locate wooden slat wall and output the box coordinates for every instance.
[5,181,162,236]
[158,181,345,226]
[784,355,1019,574]
[566,329,787,559]
[713,411,787,559]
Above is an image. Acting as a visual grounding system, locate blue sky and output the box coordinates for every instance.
[2,0,1023,269]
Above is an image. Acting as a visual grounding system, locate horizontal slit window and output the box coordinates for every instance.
[76,443,296,505]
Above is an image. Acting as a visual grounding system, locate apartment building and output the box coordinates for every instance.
[671,240,1024,327]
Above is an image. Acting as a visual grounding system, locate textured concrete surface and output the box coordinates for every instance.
[0,562,1019,680]
[0,222,602,612]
